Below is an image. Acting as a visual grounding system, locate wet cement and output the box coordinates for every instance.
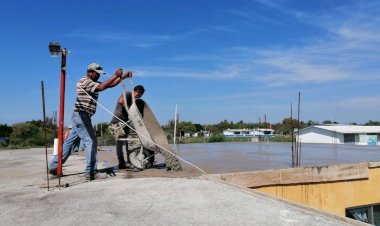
[97,141,380,177]
[174,142,380,173]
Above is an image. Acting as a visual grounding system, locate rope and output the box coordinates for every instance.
[76,79,207,175]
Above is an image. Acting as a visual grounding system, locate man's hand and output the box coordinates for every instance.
[114,69,123,78]
[122,71,132,79]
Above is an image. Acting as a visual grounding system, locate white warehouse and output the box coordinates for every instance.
[297,125,380,145]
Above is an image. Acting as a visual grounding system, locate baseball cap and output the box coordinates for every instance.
[87,63,106,74]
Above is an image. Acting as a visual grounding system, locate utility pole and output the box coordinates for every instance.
[48,42,67,178]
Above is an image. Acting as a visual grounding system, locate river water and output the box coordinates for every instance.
[173,142,380,173]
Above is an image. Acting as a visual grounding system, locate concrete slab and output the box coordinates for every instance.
[0,148,365,226]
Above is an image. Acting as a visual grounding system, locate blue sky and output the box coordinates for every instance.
[1,0,380,126]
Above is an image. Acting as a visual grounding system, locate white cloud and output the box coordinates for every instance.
[153,2,380,85]
[339,96,380,109]
[255,51,351,83]
[136,64,244,80]
[68,1,380,87]
[67,30,177,48]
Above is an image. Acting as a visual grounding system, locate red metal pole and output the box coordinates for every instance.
[57,48,67,177]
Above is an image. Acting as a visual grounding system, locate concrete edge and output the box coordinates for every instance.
[369,161,380,168]
[213,162,370,188]
[202,174,368,226]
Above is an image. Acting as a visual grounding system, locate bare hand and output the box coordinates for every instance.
[122,71,132,79]
[114,69,123,77]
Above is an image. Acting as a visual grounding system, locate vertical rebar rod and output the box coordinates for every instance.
[53,111,57,138]
[295,135,299,166]
[290,103,294,167]
[297,91,301,167]
[298,138,302,167]
[41,81,50,191]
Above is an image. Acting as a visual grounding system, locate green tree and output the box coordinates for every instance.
[365,120,380,126]
[274,118,303,135]
[10,122,40,146]
[193,123,203,132]
[306,120,319,126]
[260,122,271,129]
[322,120,338,124]
[9,119,55,147]
[0,124,13,137]
[208,120,232,134]
[177,121,196,134]
[95,123,111,137]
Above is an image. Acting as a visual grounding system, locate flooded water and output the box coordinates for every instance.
[173,142,380,174]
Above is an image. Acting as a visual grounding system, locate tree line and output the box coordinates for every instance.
[1,119,379,148]
[162,119,377,138]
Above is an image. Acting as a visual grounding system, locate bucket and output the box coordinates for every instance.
[53,138,58,156]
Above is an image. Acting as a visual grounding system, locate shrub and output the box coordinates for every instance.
[207,134,226,143]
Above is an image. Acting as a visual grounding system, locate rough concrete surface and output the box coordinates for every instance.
[0,148,365,226]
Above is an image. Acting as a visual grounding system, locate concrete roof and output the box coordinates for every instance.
[301,125,380,134]
[0,148,366,226]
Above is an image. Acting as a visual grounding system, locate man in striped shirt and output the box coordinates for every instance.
[49,63,131,180]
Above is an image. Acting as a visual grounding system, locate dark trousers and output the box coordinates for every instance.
[116,140,128,165]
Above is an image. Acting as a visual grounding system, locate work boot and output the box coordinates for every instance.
[49,168,58,176]
[118,163,127,169]
[85,172,108,181]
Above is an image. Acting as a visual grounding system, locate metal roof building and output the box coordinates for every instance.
[298,125,380,145]
[223,128,274,137]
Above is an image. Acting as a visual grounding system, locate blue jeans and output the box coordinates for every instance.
[49,111,97,174]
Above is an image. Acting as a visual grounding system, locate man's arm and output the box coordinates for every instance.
[118,92,132,107]
[117,95,124,106]
[109,71,132,88]
[96,70,132,91]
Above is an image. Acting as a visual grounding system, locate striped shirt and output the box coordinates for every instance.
[74,75,100,116]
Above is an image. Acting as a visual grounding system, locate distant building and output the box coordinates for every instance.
[193,131,211,138]
[297,125,380,145]
[223,128,274,138]
[184,132,191,138]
